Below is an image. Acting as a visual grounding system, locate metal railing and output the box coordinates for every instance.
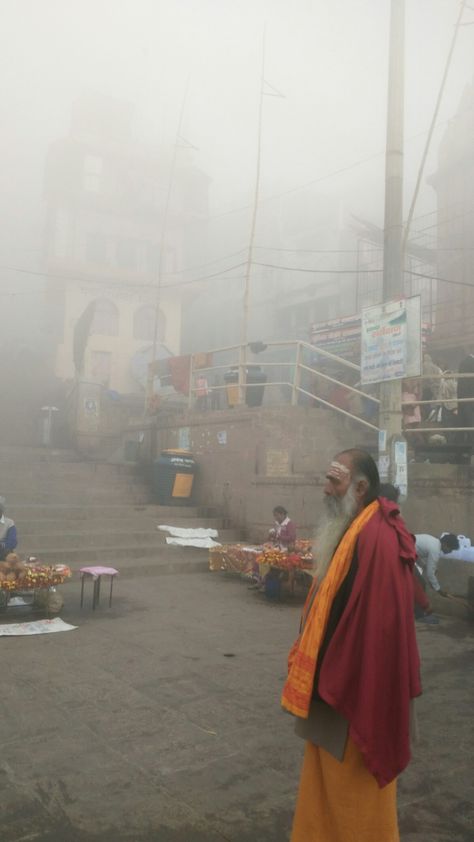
[187,339,380,433]
[185,340,474,443]
[401,371,474,438]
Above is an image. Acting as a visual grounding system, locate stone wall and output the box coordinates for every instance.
[150,405,376,540]
[402,463,474,537]
[149,406,474,547]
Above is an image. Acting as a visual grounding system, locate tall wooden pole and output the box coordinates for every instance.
[239,31,266,402]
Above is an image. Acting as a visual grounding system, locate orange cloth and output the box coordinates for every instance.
[282,500,379,719]
[291,738,399,842]
[192,351,213,370]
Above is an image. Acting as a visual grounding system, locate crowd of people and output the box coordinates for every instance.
[401,349,474,449]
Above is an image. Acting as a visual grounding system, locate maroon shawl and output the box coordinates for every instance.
[318,498,422,787]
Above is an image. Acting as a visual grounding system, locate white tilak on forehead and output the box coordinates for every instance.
[327,461,351,481]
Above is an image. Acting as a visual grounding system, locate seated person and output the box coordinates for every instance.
[250,506,297,590]
[268,506,297,552]
[0,498,17,561]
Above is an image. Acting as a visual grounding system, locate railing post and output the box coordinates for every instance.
[292,342,303,406]
[238,344,246,406]
[188,354,194,409]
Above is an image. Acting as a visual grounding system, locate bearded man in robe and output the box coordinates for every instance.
[282,448,421,842]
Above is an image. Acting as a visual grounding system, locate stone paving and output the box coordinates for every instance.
[0,571,473,842]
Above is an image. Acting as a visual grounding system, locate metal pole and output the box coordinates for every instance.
[291,342,303,406]
[379,0,405,472]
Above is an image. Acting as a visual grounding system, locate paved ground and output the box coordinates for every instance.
[0,569,473,842]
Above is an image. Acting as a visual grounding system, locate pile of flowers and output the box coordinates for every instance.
[295,539,312,556]
[256,547,313,571]
[209,545,258,573]
[0,559,72,591]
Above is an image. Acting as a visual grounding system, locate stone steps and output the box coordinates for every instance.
[23,544,214,569]
[0,463,141,479]
[4,486,151,504]
[8,504,214,521]
[0,445,241,570]
[0,447,82,464]
[0,474,145,491]
[17,516,226,535]
[19,527,239,551]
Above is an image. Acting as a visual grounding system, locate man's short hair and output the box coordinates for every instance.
[337,448,380,504]
[440,533,460,553]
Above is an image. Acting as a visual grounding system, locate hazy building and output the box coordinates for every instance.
[43,93,210,393]
[181,189,357,352]
[430,80,474,364]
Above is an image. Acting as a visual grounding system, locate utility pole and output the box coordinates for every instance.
[378,0,405,472]
[239,31,266,403]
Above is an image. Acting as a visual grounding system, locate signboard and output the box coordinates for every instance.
[177,427,190,450]
[310,313,361,361]
[265,449,291,477]
[311,299,424,373]
[394,439,408,498]
[361,296,421,385]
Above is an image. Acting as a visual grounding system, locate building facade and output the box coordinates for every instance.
[43,94,209,393]
[429,80,474,364]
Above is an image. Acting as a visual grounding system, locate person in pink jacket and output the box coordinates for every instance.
[269,506,297,552]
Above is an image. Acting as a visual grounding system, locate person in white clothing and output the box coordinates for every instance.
[415,533,459,595]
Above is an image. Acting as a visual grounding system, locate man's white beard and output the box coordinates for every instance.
[313,484,359,582]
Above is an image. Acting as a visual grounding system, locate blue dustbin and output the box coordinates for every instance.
[152,450,197,506]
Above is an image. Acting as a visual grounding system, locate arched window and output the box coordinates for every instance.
[133,306,166,342]
[91,299,119,337]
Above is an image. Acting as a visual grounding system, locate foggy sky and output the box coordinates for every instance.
[1,0,473,288]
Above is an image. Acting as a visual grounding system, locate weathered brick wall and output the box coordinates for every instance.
[401,464,474,537]
[153,405,376,538]
[151,407,474,547]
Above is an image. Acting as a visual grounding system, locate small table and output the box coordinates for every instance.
[80,567,119,610]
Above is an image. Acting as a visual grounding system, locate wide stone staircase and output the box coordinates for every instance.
[0,446,240,577]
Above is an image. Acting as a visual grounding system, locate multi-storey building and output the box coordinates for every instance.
[43,93,209,393]
[429,80,474,364]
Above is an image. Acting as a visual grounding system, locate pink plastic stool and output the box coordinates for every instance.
[80,566,119,610]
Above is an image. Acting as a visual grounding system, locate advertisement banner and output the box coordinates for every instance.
[361,299,408,384]
[311,298,424,375]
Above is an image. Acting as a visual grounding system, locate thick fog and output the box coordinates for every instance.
[0,0,473,426]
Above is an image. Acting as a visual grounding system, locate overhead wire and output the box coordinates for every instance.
[0,260,248,290]
[205,104,474,222]
[253,261,382,274]
[3,258,474,291]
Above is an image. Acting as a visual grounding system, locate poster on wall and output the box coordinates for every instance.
[361,299,407,384]
[178,427,190,450]
[361,296,421,385]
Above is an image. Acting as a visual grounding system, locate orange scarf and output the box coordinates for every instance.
[281,500,379,718]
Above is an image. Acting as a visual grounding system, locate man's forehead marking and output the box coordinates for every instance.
[326,460,351,480]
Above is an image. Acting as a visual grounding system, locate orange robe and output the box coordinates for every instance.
[291,738,399,842]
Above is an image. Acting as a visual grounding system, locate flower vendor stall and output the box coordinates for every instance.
[0,555,72,615]
[208,544,261,574]
[209,540,313,597]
